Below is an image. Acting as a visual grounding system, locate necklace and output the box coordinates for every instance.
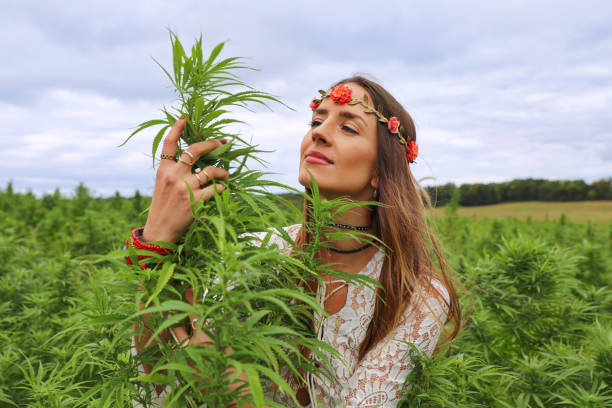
[328,243,372,254]
[328,222,371,231]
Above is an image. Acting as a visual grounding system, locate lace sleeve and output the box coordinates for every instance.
[243,224,300,252]
[341,279,450,408]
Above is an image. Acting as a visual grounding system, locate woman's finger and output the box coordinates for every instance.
[194,183,226,203]
[167,286,200,348]
[197,166,230,184]
[169,325,190,348]
[185,286,205,334]
[174,139,226,173]
[185,286,196,305]
[159,117,186,166]
[184,139,226,162]
[183,166,229,192]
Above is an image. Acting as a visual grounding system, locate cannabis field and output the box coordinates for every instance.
[0,184,609,408]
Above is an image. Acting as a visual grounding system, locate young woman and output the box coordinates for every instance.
[130,76,461,407]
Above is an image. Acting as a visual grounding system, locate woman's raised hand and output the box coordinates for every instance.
[142,117,229,243]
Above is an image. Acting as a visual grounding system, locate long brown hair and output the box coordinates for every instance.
[297,75,461,362]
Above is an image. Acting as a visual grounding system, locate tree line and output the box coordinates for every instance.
[425,178,612,207]
[3,177,611,211]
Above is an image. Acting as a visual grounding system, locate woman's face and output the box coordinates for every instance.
[298,83,379,201]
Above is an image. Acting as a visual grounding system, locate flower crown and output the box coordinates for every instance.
[310,84,418,163]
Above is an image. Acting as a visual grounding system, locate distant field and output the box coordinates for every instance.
[433,200,612,223]
[275,194,612,224]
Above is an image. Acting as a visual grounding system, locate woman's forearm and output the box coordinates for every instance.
[133,293,174,395]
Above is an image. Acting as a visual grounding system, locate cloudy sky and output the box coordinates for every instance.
[2,0,611,197]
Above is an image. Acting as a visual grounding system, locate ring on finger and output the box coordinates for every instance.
[169,328,190,349]
[160,153,175,160]
[178,158,194,166]
[201,168,212,181]
[181,150,195,161]
[194,172,204,186]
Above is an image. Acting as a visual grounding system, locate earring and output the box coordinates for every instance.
[372,188,378,199]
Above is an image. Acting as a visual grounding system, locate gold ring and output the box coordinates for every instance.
[178,158,193,166]
[194,173,204,186]
[160,153,175,160]
[201,168,211,180]
[182,150,195,160]
[169,328,190,348]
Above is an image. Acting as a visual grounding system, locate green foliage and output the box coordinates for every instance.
[121,30,285,172]
[398,211,612,408]
[1,184,610,406]
[2,33,611,408]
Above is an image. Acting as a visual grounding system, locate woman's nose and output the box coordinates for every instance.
[312,120,332,145]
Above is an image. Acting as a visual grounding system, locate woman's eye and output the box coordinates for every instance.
[343,125,358,134]
[309,119,357,134]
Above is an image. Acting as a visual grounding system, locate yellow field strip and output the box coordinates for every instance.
[433,201,612,223]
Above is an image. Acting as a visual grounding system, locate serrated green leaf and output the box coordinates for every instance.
[204,42,226,70]
[152,125,171,167]
[243,365,264,408]
[145,263,176,307]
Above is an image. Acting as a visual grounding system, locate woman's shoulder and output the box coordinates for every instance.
[408,275,451,322]
[428,276,450,306]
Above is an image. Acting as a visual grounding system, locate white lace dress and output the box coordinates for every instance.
[132,224,449,408]
[268,225,450,408]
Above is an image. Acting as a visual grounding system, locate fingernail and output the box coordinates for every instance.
[179,115,184,120]
[220,139,227,144]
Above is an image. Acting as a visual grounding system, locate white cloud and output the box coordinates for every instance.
[2,0,612,196]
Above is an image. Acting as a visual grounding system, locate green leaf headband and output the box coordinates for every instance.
[310,84,418,163]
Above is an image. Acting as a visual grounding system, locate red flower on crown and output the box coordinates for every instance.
[310,98,321,110]
[308,85,418,165]
[406,140,418,163]
[329,84,352,104]
[388,116,400,133]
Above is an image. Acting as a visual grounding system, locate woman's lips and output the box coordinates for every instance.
[305,156,332,165]
[305,150,332,165]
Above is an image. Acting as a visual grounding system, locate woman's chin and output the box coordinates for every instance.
[298,170,357,199]
[298,168,319,188]
[297,173,310,189]
[299,175,332,193]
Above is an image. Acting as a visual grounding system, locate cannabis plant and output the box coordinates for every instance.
[117,31,378,407]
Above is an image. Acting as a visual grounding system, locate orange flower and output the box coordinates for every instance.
[406,140,418,163]
[329,84,352,104]
[387,116,400,133]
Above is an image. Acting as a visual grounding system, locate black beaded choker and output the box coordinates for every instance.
[328,222,371,231]
[328,243,372,254]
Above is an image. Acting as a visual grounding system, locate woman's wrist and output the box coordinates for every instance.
[141,225,159,243]
[142,224,181,243]
[124,227,173,268]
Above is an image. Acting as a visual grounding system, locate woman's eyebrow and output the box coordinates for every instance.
[313,108,367,126]
[339,111,366,126]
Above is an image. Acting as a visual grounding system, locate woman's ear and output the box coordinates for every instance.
[370,175,379,190]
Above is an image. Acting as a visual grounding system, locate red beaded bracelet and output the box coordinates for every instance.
[124,228,173,269]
